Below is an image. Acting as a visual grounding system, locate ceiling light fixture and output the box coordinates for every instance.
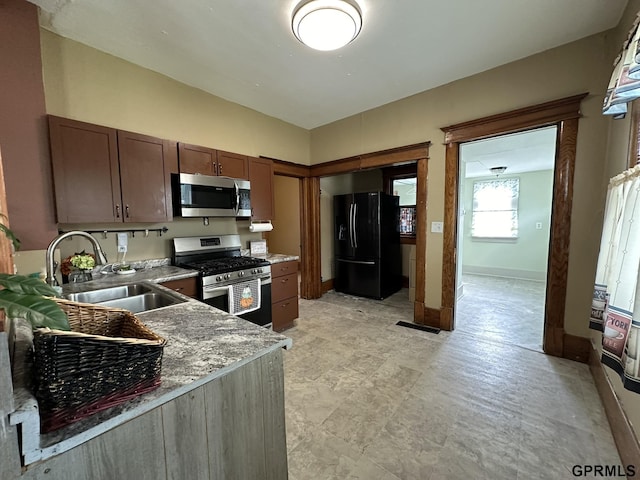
[490,166,507,175]
[292,0,362,51]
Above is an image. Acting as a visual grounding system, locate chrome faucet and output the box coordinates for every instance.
[45,231,108,286]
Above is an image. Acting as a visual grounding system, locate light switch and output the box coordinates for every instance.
[431,221,443,233]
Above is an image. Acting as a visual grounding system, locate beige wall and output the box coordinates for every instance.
[311,32,612,340]
[40,30,310,164]
[267,176,301,257]
[14,30,312,275]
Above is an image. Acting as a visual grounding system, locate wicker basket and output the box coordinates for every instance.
[32,298,166,433]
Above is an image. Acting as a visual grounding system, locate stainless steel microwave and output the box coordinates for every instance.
[173,173,251,217]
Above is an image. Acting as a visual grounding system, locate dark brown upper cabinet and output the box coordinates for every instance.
[49,116,177,224]
[178,143,248,180]
[248,156,274,221]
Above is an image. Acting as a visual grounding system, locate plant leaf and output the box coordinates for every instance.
[0,223,20,251]
[0,291,69,330]
[0,274,59,296]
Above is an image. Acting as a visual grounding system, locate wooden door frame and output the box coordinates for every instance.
[268,142,430,320]
[440,93,588,361]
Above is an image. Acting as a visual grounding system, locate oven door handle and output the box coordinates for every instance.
[202,284,231,299]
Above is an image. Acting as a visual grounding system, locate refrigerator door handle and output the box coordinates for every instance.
[353,203,358,248]
[337,258,376,265]
[349,203,355,248]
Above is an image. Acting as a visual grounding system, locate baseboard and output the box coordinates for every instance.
[589,342,640,470]
[462,265,546,282]
[562,333,590,364]
[321,278,334,294]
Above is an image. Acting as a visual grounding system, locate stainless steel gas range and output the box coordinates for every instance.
[172,235,272,327]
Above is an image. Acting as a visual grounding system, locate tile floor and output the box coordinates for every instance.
[283,288,621,480]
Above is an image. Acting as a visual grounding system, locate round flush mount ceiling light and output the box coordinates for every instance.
[292,0,362,51]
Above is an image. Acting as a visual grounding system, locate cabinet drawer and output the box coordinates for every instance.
[272,297,298,332]
[271,273,298,304]
[160,277,198,298]
[271,261,298,278]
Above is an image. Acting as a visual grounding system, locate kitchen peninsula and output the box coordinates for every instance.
[6,266,292,480]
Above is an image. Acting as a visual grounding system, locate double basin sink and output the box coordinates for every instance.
[65,283,186,313]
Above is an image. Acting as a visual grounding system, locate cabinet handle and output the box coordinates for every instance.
[115,204,121,218]
[281,302,289,308]
[125,205,130,218]
[219,164,223,174]
[281,278,289,283]
[174,287,183,292]
[213,162,218,175]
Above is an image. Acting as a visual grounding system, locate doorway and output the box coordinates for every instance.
[440,94,586,360]
[454,127,557,351]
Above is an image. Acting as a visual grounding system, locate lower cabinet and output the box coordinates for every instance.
[271,261,299,332]
[17,349,287,480]
[159,277,198,299]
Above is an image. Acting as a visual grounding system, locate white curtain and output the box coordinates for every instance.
[591,165,640,393]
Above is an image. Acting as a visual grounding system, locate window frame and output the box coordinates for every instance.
[470,177,520,240]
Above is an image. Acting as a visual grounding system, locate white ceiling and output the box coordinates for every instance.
[460,126,558,178]
[29,0,627,129]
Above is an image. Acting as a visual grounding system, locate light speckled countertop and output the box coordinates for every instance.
[263,253,300,264]
[13,264,293,462]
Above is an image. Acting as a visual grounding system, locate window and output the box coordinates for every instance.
[472,178,519,238]
[393,178,417,236]
[383,165,417,243]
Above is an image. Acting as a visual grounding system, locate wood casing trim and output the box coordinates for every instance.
[299,176,322,299]
[267,143,430,321]
[590,342,640,469]
[441,94,588,143]
[414,157,428,326]
[563,333,590,364]
[440,94,586,360]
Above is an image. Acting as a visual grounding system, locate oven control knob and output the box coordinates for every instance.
[216,275,222,282]
[238,271,245,277]
[224,274,231,280]
[258,268,263,273]
[251,269,257,274]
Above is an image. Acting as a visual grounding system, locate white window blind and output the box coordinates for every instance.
[472,178,519,238]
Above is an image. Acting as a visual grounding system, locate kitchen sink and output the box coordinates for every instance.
[66,284,153,303]
[97,292,184,313]
[65,283,186,313]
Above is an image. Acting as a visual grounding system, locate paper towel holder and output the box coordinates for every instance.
[249,221,273,233]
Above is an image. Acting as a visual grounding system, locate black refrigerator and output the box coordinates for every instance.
[334,192,402,300]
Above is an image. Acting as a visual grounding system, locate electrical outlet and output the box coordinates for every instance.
[117,232,128,252]
[536,222,543,230]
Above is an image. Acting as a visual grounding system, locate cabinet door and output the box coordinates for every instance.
[248,157,274,221]
[178,143,216,176]
[217,151,248,179]
[160,277,198,298]
[49,116,121,223]
[117,130,177,222]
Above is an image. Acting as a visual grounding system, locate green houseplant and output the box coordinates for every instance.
[0,274,70,330]
[0,217,69,330]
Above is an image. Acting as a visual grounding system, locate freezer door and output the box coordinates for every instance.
[334,257,382,299]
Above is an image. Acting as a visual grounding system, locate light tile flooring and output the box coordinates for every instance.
[283,289,621,480]
[456,274,546,352]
